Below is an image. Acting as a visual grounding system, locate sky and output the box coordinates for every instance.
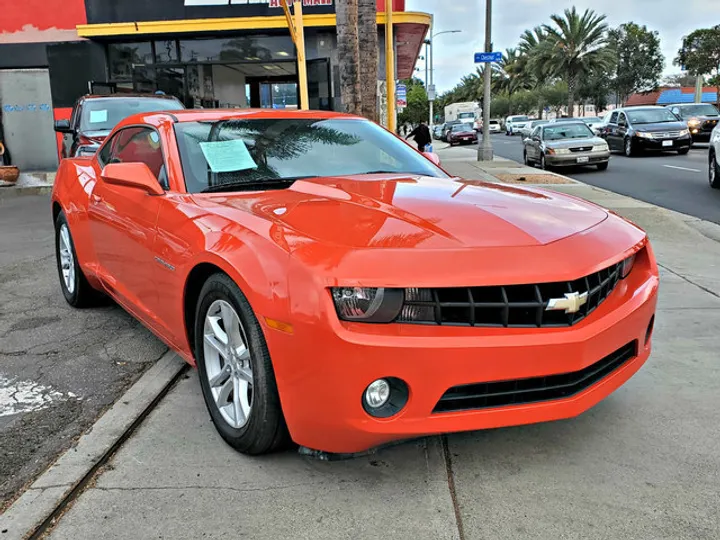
[406,0,720,94]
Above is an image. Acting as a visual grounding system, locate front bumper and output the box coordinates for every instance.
[689,129,712,142]
[634,134,692,150]
[267,247,659,454]
[546,151,610,167]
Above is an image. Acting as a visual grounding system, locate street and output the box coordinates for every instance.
[0,195,167,509]
[473,134,720,224]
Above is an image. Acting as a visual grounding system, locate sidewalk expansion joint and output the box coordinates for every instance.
[441,435,466,540]
[658,263,720,299]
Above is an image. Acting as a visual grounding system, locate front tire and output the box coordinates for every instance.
[540,153,548,170]
[194,273,289,455]
[624,137,635,157]
[677,147,690,155]
[523,150,534,166]
[54,211,102,308]
[710,150,720,189]
[597,162,609,171]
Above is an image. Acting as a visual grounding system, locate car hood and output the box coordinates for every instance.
[544,137,605,148]
[197,175,608,250]
[633,121,688,132]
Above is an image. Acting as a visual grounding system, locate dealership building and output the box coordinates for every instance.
[0,0,430,171]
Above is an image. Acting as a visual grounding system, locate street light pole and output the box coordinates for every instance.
[427,28,461,127]
[478,0,493,161]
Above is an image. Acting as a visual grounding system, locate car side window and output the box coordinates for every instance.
[609,112,618,124]
[531,126,541,139]
[70,100,82,131]
[103,127,168,190]
[618,113,627,126]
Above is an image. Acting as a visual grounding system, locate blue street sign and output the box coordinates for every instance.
[475,52,502,63]
[396,84,407,98]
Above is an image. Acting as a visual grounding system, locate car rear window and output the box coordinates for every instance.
[80,98,184,132]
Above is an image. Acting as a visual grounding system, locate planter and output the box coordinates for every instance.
[0,166,20,184]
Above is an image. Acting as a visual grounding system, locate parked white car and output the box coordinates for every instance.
[505,115,530,136]
[709,124,720,189]
[488,119,501,133]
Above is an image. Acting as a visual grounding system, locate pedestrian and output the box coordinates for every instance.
[406,121,432,152]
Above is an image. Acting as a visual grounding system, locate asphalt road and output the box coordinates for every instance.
[474,134,720,224]
[0,194,167,509]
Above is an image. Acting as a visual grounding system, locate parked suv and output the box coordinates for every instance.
[600,106,692,157]
[54,94,185,158]
[505,115,530,136]
[667,103,719,144]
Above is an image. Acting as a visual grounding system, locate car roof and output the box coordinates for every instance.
[81,93,182,101]
[114,108,365,129]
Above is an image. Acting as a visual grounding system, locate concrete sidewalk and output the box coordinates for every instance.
[5,155,720,540]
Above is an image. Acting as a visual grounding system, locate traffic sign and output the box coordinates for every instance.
[427,84,436,101]
[397,98,407,107]
[474,51,502,63]
[396,83,407,98]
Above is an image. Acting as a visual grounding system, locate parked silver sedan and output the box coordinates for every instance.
[519,119,550,138]
[523,121,611,171]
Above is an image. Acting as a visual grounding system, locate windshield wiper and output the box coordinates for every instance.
[201,176,313,193]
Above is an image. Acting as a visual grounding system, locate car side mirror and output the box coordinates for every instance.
[54,119,72,133]
[100,162,164,196]
[423,152,441,166]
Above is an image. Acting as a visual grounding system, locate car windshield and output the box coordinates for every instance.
[453,124,473,132]
[542,123,594,140]
[582,117,602,123]
[80,98,184,132]
[626,108,679,124]
[175,118,449,193]
[531,121,549,127]
[677,104,719,117]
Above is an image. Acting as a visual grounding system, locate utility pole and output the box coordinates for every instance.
[429,36,434,126]
[478,0,493,161]
[385,0,396,133]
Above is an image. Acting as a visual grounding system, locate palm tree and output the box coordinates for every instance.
[538,7,614,115]
[358,0,378,121]
[518,26,553,117]
[336,0,362,115]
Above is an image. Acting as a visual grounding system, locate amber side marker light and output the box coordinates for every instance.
[265,318,294,334]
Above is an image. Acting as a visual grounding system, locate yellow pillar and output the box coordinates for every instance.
[385,1,396,132]
[294,1,309,110]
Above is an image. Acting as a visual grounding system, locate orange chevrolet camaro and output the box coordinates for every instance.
[51,109,659,456]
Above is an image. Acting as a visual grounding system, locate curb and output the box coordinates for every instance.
[0,186,53,199]
[0,351,187,539]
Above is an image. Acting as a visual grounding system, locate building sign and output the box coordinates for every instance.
[85,0,335,25]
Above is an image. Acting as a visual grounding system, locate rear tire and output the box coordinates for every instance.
[710,150,720,189]
[54,211,103,308]
[194,273,289,455]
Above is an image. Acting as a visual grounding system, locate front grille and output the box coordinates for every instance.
[702,119,717,131]
[398,262,623,328]
[433,341,638,413]
[650,131,682,139]
[570,146,593,152]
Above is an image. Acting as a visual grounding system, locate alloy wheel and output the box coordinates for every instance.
[625,138,633,157]
[203,299,254,429]
[58,224,75,294]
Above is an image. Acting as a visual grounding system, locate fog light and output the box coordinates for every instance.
[365,379,390,408]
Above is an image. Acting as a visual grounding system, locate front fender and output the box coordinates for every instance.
[51,158,100,280]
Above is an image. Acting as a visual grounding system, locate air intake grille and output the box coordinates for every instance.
[397,262,623,328]
[433,341,638,413]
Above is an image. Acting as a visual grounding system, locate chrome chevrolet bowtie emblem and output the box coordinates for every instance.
[546,291,588,314]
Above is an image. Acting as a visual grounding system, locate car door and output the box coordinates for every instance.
[528,126,541,159]
[605,111,620,150]
[88,126,168,321]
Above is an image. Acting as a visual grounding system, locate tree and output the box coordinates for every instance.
[540,81,569,116]
[608,23,663,105]
[579,67,613,112]
[676,25,720,106]
[358,0,378,121]
[663,73,697,87]
[397,78,429,125]
[538,7,614,115]
[336,0,362,115]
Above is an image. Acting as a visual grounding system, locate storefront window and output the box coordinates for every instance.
[109,42,154,81]
[179,35,294,63]
[155,40,179,63]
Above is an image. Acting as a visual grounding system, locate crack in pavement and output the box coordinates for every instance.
[658,263,720,300]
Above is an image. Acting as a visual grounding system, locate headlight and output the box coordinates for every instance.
[679,129,690,136]
[636,131,652,139]
[688,118,701,127]
[552,148,571,155]
[620,254,636,279]
[592,143,609,152]
[331,287,404,323]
